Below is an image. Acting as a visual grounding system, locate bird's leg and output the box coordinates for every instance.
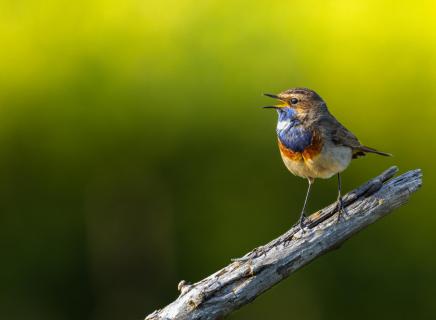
[336,173,349,221]
[299,178,314,230]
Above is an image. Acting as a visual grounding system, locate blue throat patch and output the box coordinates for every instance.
[276,108,312,152]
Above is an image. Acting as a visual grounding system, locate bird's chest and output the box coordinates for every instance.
[277,125,320,173]
[277,125,313,153]
[278,135,352,179]
[276,118,351,179]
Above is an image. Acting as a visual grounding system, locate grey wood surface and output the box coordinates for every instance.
[145,166,422,320]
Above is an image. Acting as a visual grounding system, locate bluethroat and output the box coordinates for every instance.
[264,88,391,230]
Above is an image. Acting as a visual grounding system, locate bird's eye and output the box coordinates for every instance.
[290,98,298,104]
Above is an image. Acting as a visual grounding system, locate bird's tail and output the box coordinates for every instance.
[359,145,392,157]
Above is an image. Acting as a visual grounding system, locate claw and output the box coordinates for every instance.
[299,215,308,231]
[336,198,349,222]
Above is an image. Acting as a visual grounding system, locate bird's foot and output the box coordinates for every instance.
[298,215,309,231]
[336,198,349,222]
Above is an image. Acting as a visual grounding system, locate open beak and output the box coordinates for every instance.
[263,93,284,109]
[263,105,279,109]
[263,93,281,100]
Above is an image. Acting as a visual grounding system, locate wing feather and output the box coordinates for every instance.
[317,113,391,158]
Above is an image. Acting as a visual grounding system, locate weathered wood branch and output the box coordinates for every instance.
[146,166,422,320]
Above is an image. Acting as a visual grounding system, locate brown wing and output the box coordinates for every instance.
[330,122,366,158]
[318,114,361,148]
[318,114,391,158]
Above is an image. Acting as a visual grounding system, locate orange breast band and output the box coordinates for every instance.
[278,130,324,161]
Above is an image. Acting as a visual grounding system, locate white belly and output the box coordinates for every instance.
[281,143,352,179]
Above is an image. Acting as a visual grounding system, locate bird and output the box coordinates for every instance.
[263,87,391,230]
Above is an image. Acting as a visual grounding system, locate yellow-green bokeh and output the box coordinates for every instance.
[0,1,435,319]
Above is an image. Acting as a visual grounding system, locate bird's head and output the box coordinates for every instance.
[263,88,326,117]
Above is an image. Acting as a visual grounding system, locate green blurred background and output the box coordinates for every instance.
[0,0,435,319]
